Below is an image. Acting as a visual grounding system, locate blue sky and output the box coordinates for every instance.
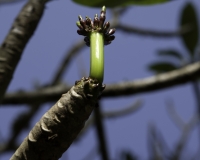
[0,0,200,159]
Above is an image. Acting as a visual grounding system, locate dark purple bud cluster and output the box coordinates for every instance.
[76,6,115,46]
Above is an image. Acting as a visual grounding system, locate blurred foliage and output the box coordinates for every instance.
[72,0,170,8]
[180,3,199,56]
[148,61,178,73]
[120,151,138,160]
[149,2,199,74]
[148,49,183,73]
[157,50,183,60]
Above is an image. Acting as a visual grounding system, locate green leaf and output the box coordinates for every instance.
[157,49,183,60]
[125,153,136,160]
[120,151,137,160]
[148,62,178,73]
[72,0,170,8]
[180,3,199,55]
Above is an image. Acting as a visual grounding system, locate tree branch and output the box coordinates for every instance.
[0,0,49,103]
[2,61,200,105]
[10,77,105,160]
[103,61,200,97]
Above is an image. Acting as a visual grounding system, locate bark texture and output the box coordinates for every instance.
[0,0,48,102]
[10,77,105,160]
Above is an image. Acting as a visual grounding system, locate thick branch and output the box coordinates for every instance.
[0,0,49,102]
[103,61,200,97]
[10,77,104,160]
[2,61,200,105]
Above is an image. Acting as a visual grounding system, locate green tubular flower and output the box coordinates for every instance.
[76,6,116,83]
[90,32,104,83]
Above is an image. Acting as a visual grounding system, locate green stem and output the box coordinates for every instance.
[90,32,104,83]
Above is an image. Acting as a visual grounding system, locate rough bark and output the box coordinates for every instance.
[0,0,49,103]
[10,77,105,160]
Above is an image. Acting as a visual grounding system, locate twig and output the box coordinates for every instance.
[110,6,191,38]
[170,115,199,160]
[103,100,142,118]
[2,61,200,105]
[51,40,86,85]
[94,104,109,160]
[0,0,50,102]
[77,55,88,78]
[166,100,185,130]
[75,100,142,142]
[116,24,191,38]
[191,81,200,115]
[148,124,170,160]
[191,80,200,158]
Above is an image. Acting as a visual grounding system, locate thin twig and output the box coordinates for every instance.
[116,24,191,38]
[191,80,200,159]
[51,40,86,85]
[148,124,170,160]
[170,115,199,160]
[103,100,142,118]
[111,6,191,38]
[94,104,109,160]
[191,81,200,115]
[166,100,185,130]
[76,100,142,142]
